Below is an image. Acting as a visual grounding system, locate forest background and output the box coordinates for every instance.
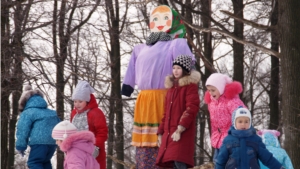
[1,0,299,169]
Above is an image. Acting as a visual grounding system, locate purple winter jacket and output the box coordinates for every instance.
[60,131,100,169]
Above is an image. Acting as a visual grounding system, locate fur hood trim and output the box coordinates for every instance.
[165,70,201,89]
[204,81,243,104]
[18,85,44,112]
[60,131,95,152]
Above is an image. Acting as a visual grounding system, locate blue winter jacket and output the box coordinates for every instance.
[215,126,283,169]
[16,95,60,150]
[259,132,294,169]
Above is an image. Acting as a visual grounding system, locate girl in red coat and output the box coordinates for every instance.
[204,73,245,164]
[156,55,200,169]
[70,80,108,169]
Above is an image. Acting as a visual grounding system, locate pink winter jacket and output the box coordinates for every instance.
[60,131,100,169]
[204,81,245,149]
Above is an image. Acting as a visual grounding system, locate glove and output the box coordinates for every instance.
[157,135,162,147]
[92,146,99,158]
[171,125,186,142]
[17,150,25,157]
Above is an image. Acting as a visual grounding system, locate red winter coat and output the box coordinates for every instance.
[156,70,200,168]
[71,94,108,169]
[204,81,245,149]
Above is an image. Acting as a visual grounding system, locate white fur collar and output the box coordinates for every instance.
[164,70,201,89]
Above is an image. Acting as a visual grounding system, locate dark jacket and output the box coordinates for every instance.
[216,126,283,169]
[71,94,108,169]
[156,70,200,168]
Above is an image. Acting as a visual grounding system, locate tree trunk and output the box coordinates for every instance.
[107,100,115,169]
[232,0,244,100]
[111,15,124,169]
[8,1,26,167]
[1,96,10,169]
[269,0,280,130]
[278,0,300,166]
[200,0,212,164]
[1,1,10,168]
[106,1,124,168]
[56,0,68,167]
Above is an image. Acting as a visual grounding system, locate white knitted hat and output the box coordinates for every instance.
[71,80,95,102]
[52,121,78,140]
[232,107,252,129]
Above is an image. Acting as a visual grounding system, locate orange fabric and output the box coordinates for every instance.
[132,89,167,147]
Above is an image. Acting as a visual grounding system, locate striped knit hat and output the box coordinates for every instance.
[52,121,78,140]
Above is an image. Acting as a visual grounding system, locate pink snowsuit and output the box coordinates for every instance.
[59,130,100,169]
[205,81,245,149]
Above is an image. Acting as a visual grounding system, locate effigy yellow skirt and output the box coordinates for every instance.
[132,89,167,147]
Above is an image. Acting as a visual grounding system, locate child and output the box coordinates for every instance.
[52,120,99,169]
[16,85,60,168]
[204,73,245,162]
[215,107,284,169]
[70,80,108,169]
[156,55,200,169]
[258,129,294,169]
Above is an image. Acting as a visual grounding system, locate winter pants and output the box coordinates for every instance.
[174,161,187,169]
[27,144,56,169]
[213,148,219,165]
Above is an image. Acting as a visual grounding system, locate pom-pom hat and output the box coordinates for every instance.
[71,80,95,102]
[52,121,78,140]
[173,55,193,73]
[205,73,232,95]
[231,106,252,129]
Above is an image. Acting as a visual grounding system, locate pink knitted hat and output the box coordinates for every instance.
[52,121,78,140]
[205,73,232,95]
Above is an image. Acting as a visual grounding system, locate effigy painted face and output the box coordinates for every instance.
[149,5,173,33]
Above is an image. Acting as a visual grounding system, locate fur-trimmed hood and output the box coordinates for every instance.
[60,130,95,154]
[204,81,243,104]
[164,70,201,89]
[18,85,44,112]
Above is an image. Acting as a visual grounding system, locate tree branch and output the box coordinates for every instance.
[183,21,281,58]
[186,36,217,73]
[220,10,275,32]
[70,0,101,35]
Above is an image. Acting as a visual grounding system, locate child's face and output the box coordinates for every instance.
[235,117,250,130]
[172,65,183,79]
[206,85,221,100]
[74,100,87,110]
[56,140,63,146]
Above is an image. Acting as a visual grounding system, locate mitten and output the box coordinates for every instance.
[157,134,162,147]
[92,146,99,158]
[171,125,186,142]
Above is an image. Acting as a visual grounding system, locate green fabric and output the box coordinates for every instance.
[134,122,160,127]
[168,8,186,38]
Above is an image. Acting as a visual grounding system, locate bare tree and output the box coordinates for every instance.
[269,0,280,130]
[52,0,102,167]
[278,0,300,166]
